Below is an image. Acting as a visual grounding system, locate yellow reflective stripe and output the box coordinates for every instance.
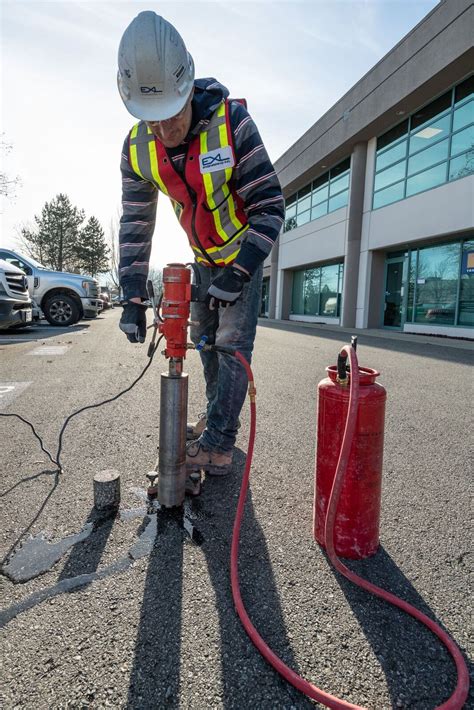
[223,248,241,264]
[218,109,243,232]
[148,140,168,196]
[200,125,230,242]
[129,124,144,179]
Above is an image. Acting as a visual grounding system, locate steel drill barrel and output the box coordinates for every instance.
[158,369,188,507]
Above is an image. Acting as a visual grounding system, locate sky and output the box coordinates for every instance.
[1,0,439,275]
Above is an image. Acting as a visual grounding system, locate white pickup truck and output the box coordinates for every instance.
[0,249,100,327]
[0,259,33,329]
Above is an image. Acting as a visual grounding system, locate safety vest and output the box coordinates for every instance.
[128,100,249,267]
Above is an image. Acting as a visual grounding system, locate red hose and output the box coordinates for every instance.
[231,348,469,709]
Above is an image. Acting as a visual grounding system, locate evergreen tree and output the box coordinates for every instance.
[20,194,85,271]
[76,216,110,277]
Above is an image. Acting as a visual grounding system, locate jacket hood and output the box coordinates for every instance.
[189,78,229,137]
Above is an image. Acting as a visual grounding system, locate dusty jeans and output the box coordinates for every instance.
[190,263,263,454]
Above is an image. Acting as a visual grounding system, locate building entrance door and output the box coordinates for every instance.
[383,258,405,328]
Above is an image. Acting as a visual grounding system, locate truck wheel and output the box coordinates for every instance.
[43,294,80,327]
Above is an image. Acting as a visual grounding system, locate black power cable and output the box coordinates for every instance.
[0,334,164,472]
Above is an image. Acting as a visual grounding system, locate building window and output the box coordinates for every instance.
[404,237,473,327]
[284,159,350,232]
[373,75,474,209]
[291,262,344,317]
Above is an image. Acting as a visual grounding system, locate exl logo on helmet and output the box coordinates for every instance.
[199,147,235,174]
[140,86,164,94]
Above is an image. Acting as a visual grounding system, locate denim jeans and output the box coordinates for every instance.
[190,263,263,454]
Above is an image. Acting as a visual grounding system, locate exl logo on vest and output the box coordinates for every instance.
[199,146,235,174]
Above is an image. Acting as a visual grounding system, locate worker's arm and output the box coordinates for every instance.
[229,101,285,276]
[118,133,159,301]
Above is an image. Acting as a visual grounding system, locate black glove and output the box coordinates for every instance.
[119,301,148,343]
[205,266,250,310]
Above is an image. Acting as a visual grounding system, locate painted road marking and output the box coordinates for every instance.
[0,382,32,409]
[30,346,70,356]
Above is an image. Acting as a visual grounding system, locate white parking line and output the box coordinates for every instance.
[30,346,70,356]
[0,382,32,409]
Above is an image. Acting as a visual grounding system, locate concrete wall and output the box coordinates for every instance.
[278,207,348,269]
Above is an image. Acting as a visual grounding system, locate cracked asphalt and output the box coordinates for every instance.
[0,309,472,709]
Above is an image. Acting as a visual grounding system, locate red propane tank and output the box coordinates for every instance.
[314,364,386,559]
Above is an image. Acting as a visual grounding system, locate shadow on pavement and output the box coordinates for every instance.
[324,545,473,709]
[127,449,312,709]
[58,507,117,582]
[0,321,91,345]
[258,320,473,366]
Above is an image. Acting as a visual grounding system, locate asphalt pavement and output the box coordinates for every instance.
[0,309,472,709]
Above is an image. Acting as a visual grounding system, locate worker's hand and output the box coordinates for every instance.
[206,265,250,310]
[119,301,148,343]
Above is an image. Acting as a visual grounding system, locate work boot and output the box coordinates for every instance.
[186,412,207,440]
[186,439,233,476]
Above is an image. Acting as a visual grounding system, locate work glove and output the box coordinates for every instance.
[206,266,250,310]
[119,301,148,343]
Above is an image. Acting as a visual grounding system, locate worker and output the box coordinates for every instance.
[117,11,284,476]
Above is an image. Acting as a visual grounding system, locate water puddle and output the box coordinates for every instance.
[2,523,93,583]
[0,486,204,625]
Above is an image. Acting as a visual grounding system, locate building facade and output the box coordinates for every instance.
[266,0,474,339]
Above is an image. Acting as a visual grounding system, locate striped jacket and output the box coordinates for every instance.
[119,78,284,300]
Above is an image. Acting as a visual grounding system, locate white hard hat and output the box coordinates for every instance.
[117,11,195,121]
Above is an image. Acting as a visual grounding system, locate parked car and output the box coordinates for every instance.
[0,259,32,330]
[0,249,100,327]
[98,292,111,310]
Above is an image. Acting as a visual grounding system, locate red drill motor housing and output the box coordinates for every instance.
[158,264,192,359]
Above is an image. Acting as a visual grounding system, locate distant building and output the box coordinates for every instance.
[265,0,473,338]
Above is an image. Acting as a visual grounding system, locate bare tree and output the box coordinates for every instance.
[106,211,121,289]
[0,134,21,203]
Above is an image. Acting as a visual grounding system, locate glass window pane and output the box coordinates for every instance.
[406,251,416,323]
[320,264,339,316]
[455,76,474,105]
[284,216,297,232]
[329,172,350,196]
[311,201,328,220]
[312,184,329,205]
[304,268,320,315]
[291,270,305,314]
[414,242,460,325]
[451,124,474,157]
[328,190,348,212]
[285,203,296,219]
[452,100,474,132]
[296,209,311,227]
[377,119,409,151]
[406,163,447,196]
[313,172,329,190]
[411,92,451,131]
[298,184,311,200]
[374,161,406,191]
[407,138,449,176]
[330,158,350,178]
[376,140,407,171]
[373,181,405,209]
[449,152,474,180]
[286,193,296,206]
[459,240,474,326]
[298,195,311,213]
[409,114,451,154]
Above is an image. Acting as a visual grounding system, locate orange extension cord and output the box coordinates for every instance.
[230,348,469,709]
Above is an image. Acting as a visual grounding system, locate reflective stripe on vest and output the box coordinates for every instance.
[127,100,248,267]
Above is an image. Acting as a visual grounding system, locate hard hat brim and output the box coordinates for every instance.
[123,91,191,122]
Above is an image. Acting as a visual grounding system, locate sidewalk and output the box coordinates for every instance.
[259,318,474,351]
